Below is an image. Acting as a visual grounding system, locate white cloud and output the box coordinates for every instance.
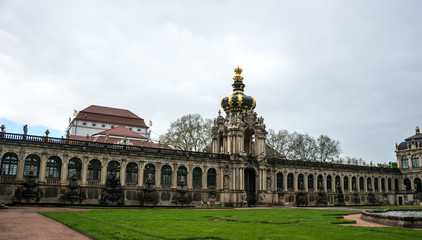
[0,0,421,163]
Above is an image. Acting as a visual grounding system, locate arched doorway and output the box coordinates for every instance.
[244,168,256,205]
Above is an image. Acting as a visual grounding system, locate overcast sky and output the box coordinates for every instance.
[1,0,421,164]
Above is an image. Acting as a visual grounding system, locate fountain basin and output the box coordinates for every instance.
[361,209,422,228]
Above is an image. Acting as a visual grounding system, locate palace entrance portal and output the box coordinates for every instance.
[244,168,256,205]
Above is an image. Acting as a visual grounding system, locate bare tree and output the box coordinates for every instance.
[266,129,294,158]
[290,132,318,160]
[160,114,212,152]
[316,135,341,162]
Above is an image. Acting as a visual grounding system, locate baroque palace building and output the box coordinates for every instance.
[0,67,421,207]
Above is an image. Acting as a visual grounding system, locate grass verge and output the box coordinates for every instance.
[42,209,422,240]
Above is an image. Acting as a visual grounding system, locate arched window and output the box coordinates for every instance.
[388,178,392,191]
[88,159,101,181]
[367,178,372,191]
[68,158,82,179]
[335,176,340,190]
[394,178,399,191]
[24,154,40,177]
[192,167,202,187]
[317,175,323,190]
[1,153,18,176]
[297,174,304,190]
[126,162,138,183]
[107,161,120,179]
[359,177,364,191]
[411,155,420,168]
[308,174,314,190]
[287,173,294,190]
[352,176,357,191]
[177,166,187,186]
[207,168,216,187]
[404,178,411,191]
[402,156,409,168]
[381,178,386,191]
[46,156,61,178]
[277,172,283,191]
[374,178,379,191]
[161,165,172,186]
[143,164,155,184]
[344,176,349,191]
[326,175,332,191]
[415,178,422,192]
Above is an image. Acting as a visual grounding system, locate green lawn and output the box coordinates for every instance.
[42,209,422,240]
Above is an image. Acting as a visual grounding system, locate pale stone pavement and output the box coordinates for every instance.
[0,206,92,240]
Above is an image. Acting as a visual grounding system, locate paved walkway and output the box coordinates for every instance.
[0,206,92,240]
[341,214,391,227]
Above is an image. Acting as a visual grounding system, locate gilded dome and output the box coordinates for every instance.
[221,66,256,114]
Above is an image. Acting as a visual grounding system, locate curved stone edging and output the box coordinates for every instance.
[361,209,422,228]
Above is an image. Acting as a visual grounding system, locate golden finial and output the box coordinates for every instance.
[416,126,420,135]
[234,66,243,76]
[233,66,244,81]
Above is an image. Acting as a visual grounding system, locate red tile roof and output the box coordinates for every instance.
[93,126,147,139]
[75,105,148,128]
[69,135,90,141]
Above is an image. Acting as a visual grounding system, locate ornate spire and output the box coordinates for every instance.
[221,66,256,114]
[233,66,244,82]
[416,126,420,135]
[232,66,245,93]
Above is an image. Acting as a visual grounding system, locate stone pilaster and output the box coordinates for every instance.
[38,153,48,183]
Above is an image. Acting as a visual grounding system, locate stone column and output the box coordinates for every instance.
[239,134,244,154]
[60,161,68,185]
[263,169,267,192]
[120,162,126,186]
[420,155,422,169]
[364,177,368,192]
[219,168,224,190]
[231,168,235,190]
[39,154,48,183]
[348,176,352,192]
[397,156,402,168]
[304,174,308,191]
[283,173,288,192]
[373,178,378,192]
[293,173,298,191]
[16,151,26,181]
[411,178,415,191]
[100,162,107,185]
[172,166,177,188]
[202,167,208,190]
[239,168,244,191]
[80,159,88,187]
[232,134,236,154]
[187,167,193,189]
[323,175,327,192]
[155,167,160,187]
[138,163,144,187]
[227,133,232,154]
[259,169,263,192]
[408,155,413,169]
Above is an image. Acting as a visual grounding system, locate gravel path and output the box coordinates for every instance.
[341,214,391,227]
[0,206,92,240]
